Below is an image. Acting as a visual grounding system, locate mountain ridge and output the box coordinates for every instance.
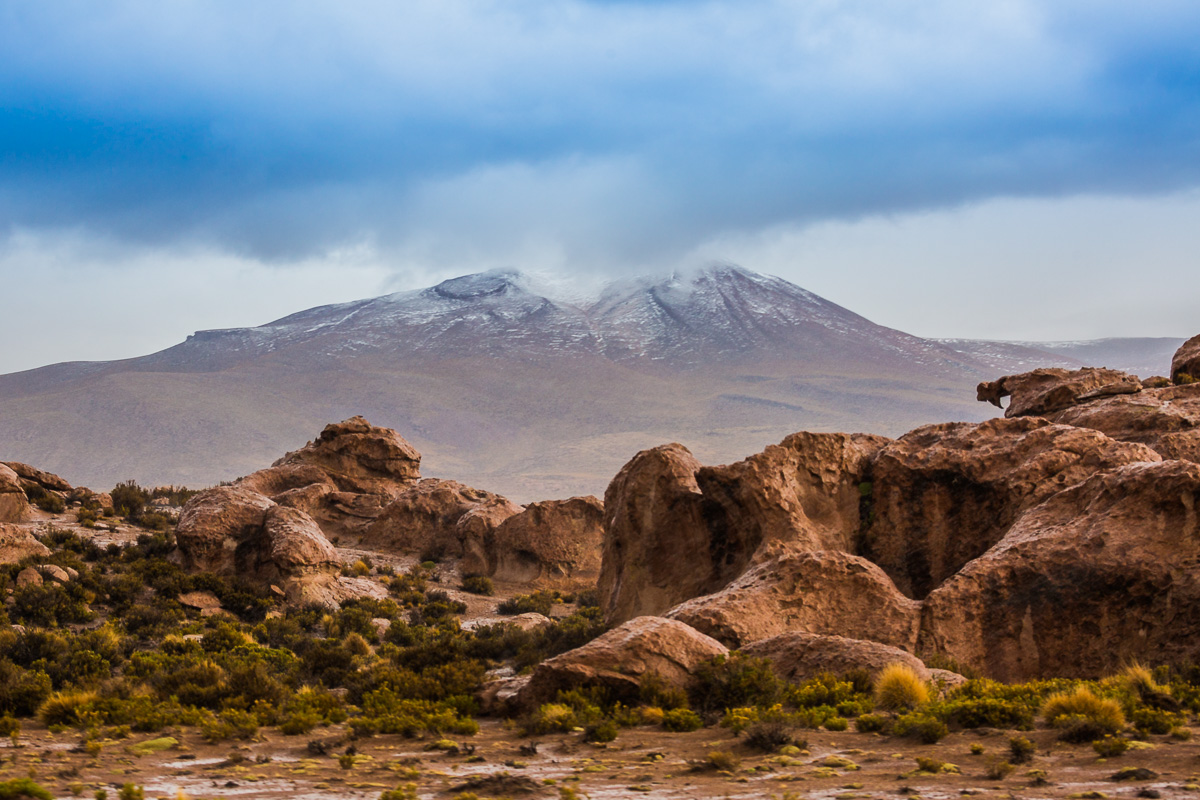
[0,266,1185,499]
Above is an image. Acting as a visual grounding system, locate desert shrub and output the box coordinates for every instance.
[938,695,1036,730]
[116,785,143,800]
[200,708,259,742]
[460,576,493,596]
[690,653,782,714]
[663,707,704,732]
[110,481,149,519]
[892,712,948,744]
[855,713,889,733]
[1009,735,1036,764]
[0,778,54,800]
[1042,687,1125,742]
[34,493,65,514]
[824,715,848,731]
[638,671,689,711]
[1093,735,1129,757]
[0,660,52,715]
[497,590,555,616]
[787,672,864,710]
[0,715,18,740]
[1131,707,1182,735]
[10,582,94,627]
[874,663,929,711]
[984,758,1015,780]
[700,750,741,772]
[744,721,800,752]
[582,719,619,743]
[38,690,99,725]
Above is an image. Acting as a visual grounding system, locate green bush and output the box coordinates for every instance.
[744,721,800,752]
[1009,736,1036,764]
[1093,736,1129,757]
[110,481,149,519]
[855,713,889,733]
[690,653,782,714]
[893,712,948,744]
[1042,687,1124,742]
[0,778,53,800]
[1131,707,1181,735]
[662,708,703,732]
[34,493,66,514]
[497,591,555,616]
[461,576,493,596]
[582,719,619,743]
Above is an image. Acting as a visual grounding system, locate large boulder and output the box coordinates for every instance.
[860,417,1159,598]
[176,485,276,574]
[1173,334,1200,384]
[597,444,712,626]
[360,478,522,559]
[462,496,605,583]
[742,632,933,684]
[977,367,1142,418]
[270,416,421,496]
[667,547,921,651]
[0,464,33,523]
[176,486,346,604]
[920,460,1200,681]
[512,616,728,711]
[0,523,50,563]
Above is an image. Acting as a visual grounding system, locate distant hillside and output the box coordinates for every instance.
[0,266,1178,500]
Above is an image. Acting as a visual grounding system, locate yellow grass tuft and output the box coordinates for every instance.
[1041,686,1125,741]
[874,663,930,712]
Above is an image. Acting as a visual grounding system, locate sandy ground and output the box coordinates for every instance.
[3,719,1199,800]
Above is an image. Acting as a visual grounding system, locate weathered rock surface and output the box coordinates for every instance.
[1046,384,1200,464]
[0,523,50,563]
[1173,334,1200,384]
[598,444,710,626]
[667,547,921,651]
[0,464,33,523]
[977,367,1142,417]
[463,496,604,582]
[175,486,343,604]
[513,616,728,711]
[920,460,1200,681]
[271,416,421,496]
[361,478,522,559]
[861,417,1160,598]
[3,462,72,493]
[16,566,42,587]
[742,631,933,684]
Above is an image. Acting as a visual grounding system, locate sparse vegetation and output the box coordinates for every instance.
[874,663,930,712]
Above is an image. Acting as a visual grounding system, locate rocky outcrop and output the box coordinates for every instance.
[512,616,727,711]
[598,444,712,625]
[2,462,72,493]
[1173,334,1200,384]
[361,478,522,560]
[270,416,421,496]
[175,485,344,604]
[0,523,50,563]
[462,496,604,583]
[742,631,933,684]
[920,460,1200,680]
[0,465,33,523]
[977,367,1142,417]
[1048,385,1200,464]
[667,547,921,651]
[861,417,1159,598]
[599,434,888,627]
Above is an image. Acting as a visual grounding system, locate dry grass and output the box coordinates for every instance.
[874,663,930,712]
[1041,686,1125,741]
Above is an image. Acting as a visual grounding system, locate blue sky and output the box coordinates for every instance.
[1,1,1199,372]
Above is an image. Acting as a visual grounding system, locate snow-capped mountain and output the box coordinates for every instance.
[0,267,1183,499]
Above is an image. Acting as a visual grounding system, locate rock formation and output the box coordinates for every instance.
[270,416,422,495]
[360,478,521,560]
[511,616,728,711]
[462,496,604,583]
[741,631,933,684]
[1172,333,1200,384]
[921,460,1200,680]
[0,465,33,523]
[667,547,920,650]
[0,523,50,563]
[861,417,1158,598]
[2,461,73,494]
[592,335,1200,679]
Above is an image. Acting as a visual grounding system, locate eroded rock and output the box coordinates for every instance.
[920,460,1200,680]
[0,523,50,563]
[270,416,421,496]
[463,496,604,583]
[3,462,72,493]
[512,616,728,711]
[361,478,521,560]
[1173,334,1200,384]
[667,547,921,651]
[742,631,933,684]
[0,465,33,523]
[977,367,1142,417]
[861,417,1160,598]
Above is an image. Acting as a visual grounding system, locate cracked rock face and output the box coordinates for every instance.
[597,342,1200,679]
